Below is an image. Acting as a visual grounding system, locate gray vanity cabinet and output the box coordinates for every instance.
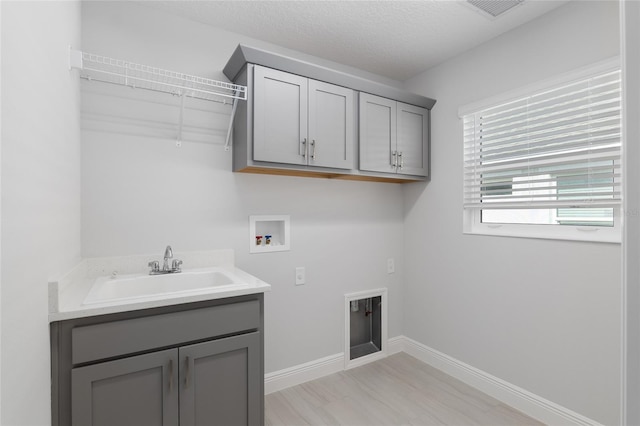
[359,93,429,178]
[71,349,179,426]
[180,332,261,426]
[253,65,354,170]
[51,294,265,426]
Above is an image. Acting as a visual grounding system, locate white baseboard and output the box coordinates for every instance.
[387,335,405,355]
[399,336,603,426]
[265,336,404,394]
[264,335,602,426]
[264,352,344,394]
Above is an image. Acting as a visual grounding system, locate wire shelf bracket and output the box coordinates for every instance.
[69,47,246,151]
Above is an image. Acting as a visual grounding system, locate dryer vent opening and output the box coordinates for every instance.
[349,296,382,360]
[345,288,387,369]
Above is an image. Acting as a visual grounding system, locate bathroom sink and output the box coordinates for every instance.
[83,268,242,305]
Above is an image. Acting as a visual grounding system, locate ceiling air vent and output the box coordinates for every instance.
[466,0,524,18]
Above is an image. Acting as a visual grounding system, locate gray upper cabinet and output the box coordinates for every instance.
[307,80,354,169]
[397,102,429,177]
[253,66,308,166]
[360,93,429,178]
[224,44,435,183]
[253,65,354,170]
[359,94,397,174]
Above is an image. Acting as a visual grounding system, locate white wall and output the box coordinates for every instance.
[622,1,640,424]
[80,2,405,374]
[0,1,4,421]
[1,1,622,424]
[403,1,621,424]
[1,1,82,425]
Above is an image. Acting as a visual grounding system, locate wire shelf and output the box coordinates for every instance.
[70,49,247,103]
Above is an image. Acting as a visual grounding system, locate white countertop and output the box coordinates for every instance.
[49,249,271,322]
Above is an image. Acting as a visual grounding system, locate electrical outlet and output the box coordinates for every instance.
[295,267,306,285]
[387,258,395,274]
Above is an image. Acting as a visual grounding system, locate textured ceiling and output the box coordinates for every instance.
[140,0,569,81]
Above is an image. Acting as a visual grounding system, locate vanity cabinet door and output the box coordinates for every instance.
[179,332,261,426]
[253,65,308,165]
[71,348,179,426]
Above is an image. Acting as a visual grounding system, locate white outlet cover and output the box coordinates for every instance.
[387,258,395,274]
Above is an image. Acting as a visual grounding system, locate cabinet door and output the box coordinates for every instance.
[180,332,261,426]
[253,66,308,165]
[359,93,397,173]
[71,349,178,426]
[308,80,354,169]
[397,102,429,177]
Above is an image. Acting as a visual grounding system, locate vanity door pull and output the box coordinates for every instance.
[301,138,307,158]
[184,356,190,389]
[310,139,316,160]
[168,359,174,392]
[391,151,398,169]
[398,152,404,170]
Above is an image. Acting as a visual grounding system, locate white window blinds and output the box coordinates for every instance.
[463,69,621,211]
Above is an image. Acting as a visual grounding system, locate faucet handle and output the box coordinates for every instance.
[172,259,183,272]
[148,260,160,273]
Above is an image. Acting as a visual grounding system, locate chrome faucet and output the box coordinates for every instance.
[163,245,173,271]
[148,245,182,275]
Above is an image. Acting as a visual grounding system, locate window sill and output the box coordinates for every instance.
[464,223,621,244]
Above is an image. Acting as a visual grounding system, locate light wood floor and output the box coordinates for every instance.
[265,352,544,426]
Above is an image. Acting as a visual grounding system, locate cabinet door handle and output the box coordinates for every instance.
[301,138,307,158]
[391,151,398,169]
[184,356,190,389]
[311,139,316,160]
[168,359,174,392]
[398,152,403,170]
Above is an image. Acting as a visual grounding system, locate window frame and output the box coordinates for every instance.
[460,57,622,244]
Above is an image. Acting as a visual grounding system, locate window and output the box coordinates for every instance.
[461,61,621,242]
